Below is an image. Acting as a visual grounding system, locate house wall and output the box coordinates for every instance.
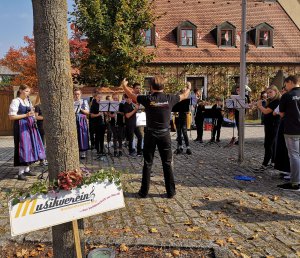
[140,63,300,100]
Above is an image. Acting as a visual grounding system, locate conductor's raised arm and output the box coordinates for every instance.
[121,78,138,103]
[179,82,191,102]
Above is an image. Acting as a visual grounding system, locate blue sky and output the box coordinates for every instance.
[0,0,74,58]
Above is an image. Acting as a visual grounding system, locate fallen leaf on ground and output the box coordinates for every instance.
[289,227,300,233]
[165,253,172,257]
[172,250,180,256]
[84,229,93,235]
[173,233,180,238]
[46,250,53,257]
[231,249,240,256]
[16,249,28,257]
[143,247,155,252]
[248,234,259,240]
[266,256,275,258]
[29,249,39,257]
[215,239,226,247]
[184,221,193,226]
[240,253,251,258]
[270,195,279,201]
[123,226,131,233]
[119,243,129,252]
[187,226,199,232]
[149,228,158,233]
[259,197,269,203]
[248,192,259,197]
[227,237,235,244]
[163,208,170,213]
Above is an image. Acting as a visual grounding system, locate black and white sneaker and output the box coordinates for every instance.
[254,165,267,173]
[186,148,192,155]
[277,183,300,191]
[174,148,183,155]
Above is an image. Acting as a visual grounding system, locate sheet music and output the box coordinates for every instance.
[99,101,120,112]
[230,95,249,109]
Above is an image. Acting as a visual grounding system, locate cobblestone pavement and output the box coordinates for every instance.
[0,126,299,257]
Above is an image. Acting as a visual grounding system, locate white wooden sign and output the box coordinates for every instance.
[9,181,125,236]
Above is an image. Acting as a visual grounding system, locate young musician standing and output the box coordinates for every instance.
[122,76,191,198]
[90,92,106,156]
[174,89,191,155]
[210,97,224,142]
[194,99,205,143]
[123,95,143,156]
[256,85,281,171]
[8,85,46,180]
[74,88,90,159]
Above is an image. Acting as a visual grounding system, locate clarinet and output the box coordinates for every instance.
[27,97,38,129]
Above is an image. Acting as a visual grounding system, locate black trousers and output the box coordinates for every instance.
[212,118,223,140]
[111,125,124,151]
[126,125,142,154]
[140,129,175,197]
[195,117,204,140]
[263,124,278,166]
[175,120,189,147]
[89,120,96,147]
[94,124,106,153]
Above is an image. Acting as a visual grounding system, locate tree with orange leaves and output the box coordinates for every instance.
[0,29,89,89]
[0,36,38,89]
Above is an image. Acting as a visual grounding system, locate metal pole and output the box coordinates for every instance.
[238,0,247,162]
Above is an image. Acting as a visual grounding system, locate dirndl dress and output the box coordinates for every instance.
[76,113,89,151]
[75,99,89,151]
[13,101,46,166]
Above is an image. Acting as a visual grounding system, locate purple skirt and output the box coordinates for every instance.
[14,117,46,166]
[76,114,89,151]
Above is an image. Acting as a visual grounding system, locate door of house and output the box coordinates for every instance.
[0,90,13,136]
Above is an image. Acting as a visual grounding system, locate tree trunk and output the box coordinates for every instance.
[31,0,84,257]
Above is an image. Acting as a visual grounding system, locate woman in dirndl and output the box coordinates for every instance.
[73,88,89,159]
[8,85,46,181]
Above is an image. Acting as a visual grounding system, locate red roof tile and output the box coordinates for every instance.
[148,0,300,64]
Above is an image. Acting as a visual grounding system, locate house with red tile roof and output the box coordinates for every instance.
[139,0,300,99]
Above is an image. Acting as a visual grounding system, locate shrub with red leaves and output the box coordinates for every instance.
[57,170,83,191]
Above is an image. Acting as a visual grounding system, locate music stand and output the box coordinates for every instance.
[223,96,248,147]
[203,108,222,147]
[98,101,120,159]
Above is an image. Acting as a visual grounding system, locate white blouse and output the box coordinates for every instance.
[8,98,30,116]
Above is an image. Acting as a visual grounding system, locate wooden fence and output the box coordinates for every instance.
[0,89,14,136]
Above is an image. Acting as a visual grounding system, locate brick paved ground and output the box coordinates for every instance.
[0,125,299,257]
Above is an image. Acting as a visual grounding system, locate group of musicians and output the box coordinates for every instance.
[75,84,229,160]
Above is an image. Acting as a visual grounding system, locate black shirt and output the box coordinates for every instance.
[212,104,224,119]
[34,105,44,134]
[123,102,137,128]
[90,99,105,125]
[195,104,206,120]
[263,99,280,127]
[279,87,300,135]
[137,92,180,129]
[117,102,125,126]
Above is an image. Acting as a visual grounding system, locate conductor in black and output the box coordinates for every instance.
[122,76,191,198]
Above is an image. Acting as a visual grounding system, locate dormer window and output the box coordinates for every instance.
[176,21,197,47]
[249,22,273,48]
[211,21,236,47]
[181,29,193,46]
[143,27,155,47]
[221,30,233,46]
[258,30,270,46]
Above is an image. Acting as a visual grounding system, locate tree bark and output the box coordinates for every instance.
[31,0,84,257]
